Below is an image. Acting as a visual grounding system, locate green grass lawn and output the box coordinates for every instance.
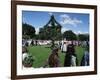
[27,45,85,68]
[75,46,85,66]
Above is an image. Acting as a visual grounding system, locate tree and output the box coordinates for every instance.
[39,15,62,40]
[39,28,46,40]
[78,34,89,41]
[63,30,77,40]
[38,15,62,49]
[22,23,36,39]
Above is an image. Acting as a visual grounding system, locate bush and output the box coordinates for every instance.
[23,54,35,67]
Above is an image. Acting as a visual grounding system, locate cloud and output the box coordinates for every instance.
[60,14,82,27]
[61,27,69,33]
[48,12,53,16]
[35,28,39,34]
[74,30,89,34]
[35,26,43,34]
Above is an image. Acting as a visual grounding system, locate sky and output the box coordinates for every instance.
[22,11,89,34]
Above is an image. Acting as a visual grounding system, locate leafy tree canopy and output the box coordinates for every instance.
[22,23,36,39]
[78,34,89,41]
[63,30,77,40]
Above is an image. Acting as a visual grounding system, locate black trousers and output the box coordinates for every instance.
[64,54,71,67]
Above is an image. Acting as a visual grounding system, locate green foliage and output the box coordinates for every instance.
[23,54,35,67]
[22,23,36,39]
[22,16,89,41]
[63,30,77,40]
[78,34,89,41]
[39,15,62,40]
